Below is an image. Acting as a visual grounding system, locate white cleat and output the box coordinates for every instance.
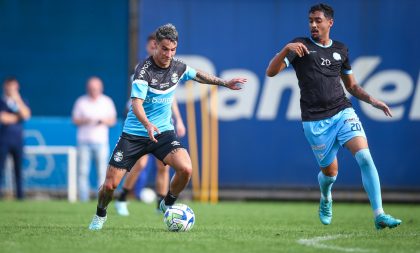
[115,201,130,216]
[88,215,107,230]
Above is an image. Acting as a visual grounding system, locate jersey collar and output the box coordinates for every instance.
[309,37,333,48]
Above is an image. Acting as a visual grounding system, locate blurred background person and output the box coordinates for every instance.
[115,33,187,215]
[72,76,117,202]
[0,77,31,200]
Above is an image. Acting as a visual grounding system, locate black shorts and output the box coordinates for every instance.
[109,130,184,171]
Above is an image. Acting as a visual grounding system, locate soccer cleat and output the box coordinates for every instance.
[375,213,402,230]
[115,201,129,216]
[159,199,170,213]
[319,198,333,225]
[88,215,107,230]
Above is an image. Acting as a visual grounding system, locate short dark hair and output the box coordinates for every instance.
[155,23,178,43]
[309,3,334,20]
[3,76,18,85]
[147,32,156,42]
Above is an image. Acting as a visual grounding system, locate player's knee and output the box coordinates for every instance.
[321,165,337,177]
[103,181,118,191]
[178,165,192,179]
[322,170,336,177]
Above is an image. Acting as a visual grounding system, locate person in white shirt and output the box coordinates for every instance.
[72,77,117,202]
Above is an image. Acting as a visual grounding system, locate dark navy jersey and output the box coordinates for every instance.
[285,37,353,121]
[123,56,196,137]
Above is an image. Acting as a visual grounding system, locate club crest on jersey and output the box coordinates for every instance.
[333,52,341,61]
[171,73,179,83]
[113,150,123,162]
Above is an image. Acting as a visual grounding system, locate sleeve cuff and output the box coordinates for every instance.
[284,57,290,67]
[131,80,148,99]
[342,69,353,75]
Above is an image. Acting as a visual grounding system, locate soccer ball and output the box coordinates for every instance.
[163,203,195,232]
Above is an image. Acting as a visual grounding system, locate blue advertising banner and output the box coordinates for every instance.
[138,0,420,189]
[20,118,123,191]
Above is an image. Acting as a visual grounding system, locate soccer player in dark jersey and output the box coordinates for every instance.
[89,23,247,230]
[266,3,401,230]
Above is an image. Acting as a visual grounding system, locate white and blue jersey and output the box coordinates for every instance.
[123,57,196,137]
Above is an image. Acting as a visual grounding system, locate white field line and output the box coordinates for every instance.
[297,234,375,253]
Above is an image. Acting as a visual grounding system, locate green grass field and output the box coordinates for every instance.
[0,200,419,253]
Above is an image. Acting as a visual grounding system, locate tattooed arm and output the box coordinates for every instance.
[341,73,392,117]
[193,70,247,90]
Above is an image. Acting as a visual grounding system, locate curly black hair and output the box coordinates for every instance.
[309,3,334,20]
[155,23,178,43]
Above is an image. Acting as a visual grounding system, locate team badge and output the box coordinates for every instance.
[333,52,341,61]
[113,150,124,162]
[171,73,179,83]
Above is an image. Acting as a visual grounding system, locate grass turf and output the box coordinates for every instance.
[0,200,419,253]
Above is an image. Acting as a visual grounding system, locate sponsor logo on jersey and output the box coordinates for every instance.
[344,118,360,124]
[159,82,170,89]
[138,60,152,79]
[333,52,341,61]
[151,78,158,84]
[144,96,173,104]
[171,73,179,83]
[114,150,124,162]
[311,144,326,151]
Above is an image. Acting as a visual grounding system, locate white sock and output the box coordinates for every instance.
[374,208,384,217]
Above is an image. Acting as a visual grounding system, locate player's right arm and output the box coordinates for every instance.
[131,97,160,142]
[131,61,161,142]
[266,42,309,77]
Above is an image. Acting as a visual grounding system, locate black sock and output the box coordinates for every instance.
[164,191,177,206]
[96,206,107,217]
[156,194,165,209]
[118,188,130,202]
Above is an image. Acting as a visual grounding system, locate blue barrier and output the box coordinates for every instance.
[2,0,418,191]
[138,0,420,189]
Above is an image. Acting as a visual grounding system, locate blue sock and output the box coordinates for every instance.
[355,148,384,216]
[318,171,336,201]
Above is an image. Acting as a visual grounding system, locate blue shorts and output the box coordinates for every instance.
[302,108,366,168]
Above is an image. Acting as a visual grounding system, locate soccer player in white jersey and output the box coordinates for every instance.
[89,23,247,230]
[266,3,401,229]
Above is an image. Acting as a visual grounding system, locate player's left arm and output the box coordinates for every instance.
[193,70,247,90]
[341,73,392,117]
